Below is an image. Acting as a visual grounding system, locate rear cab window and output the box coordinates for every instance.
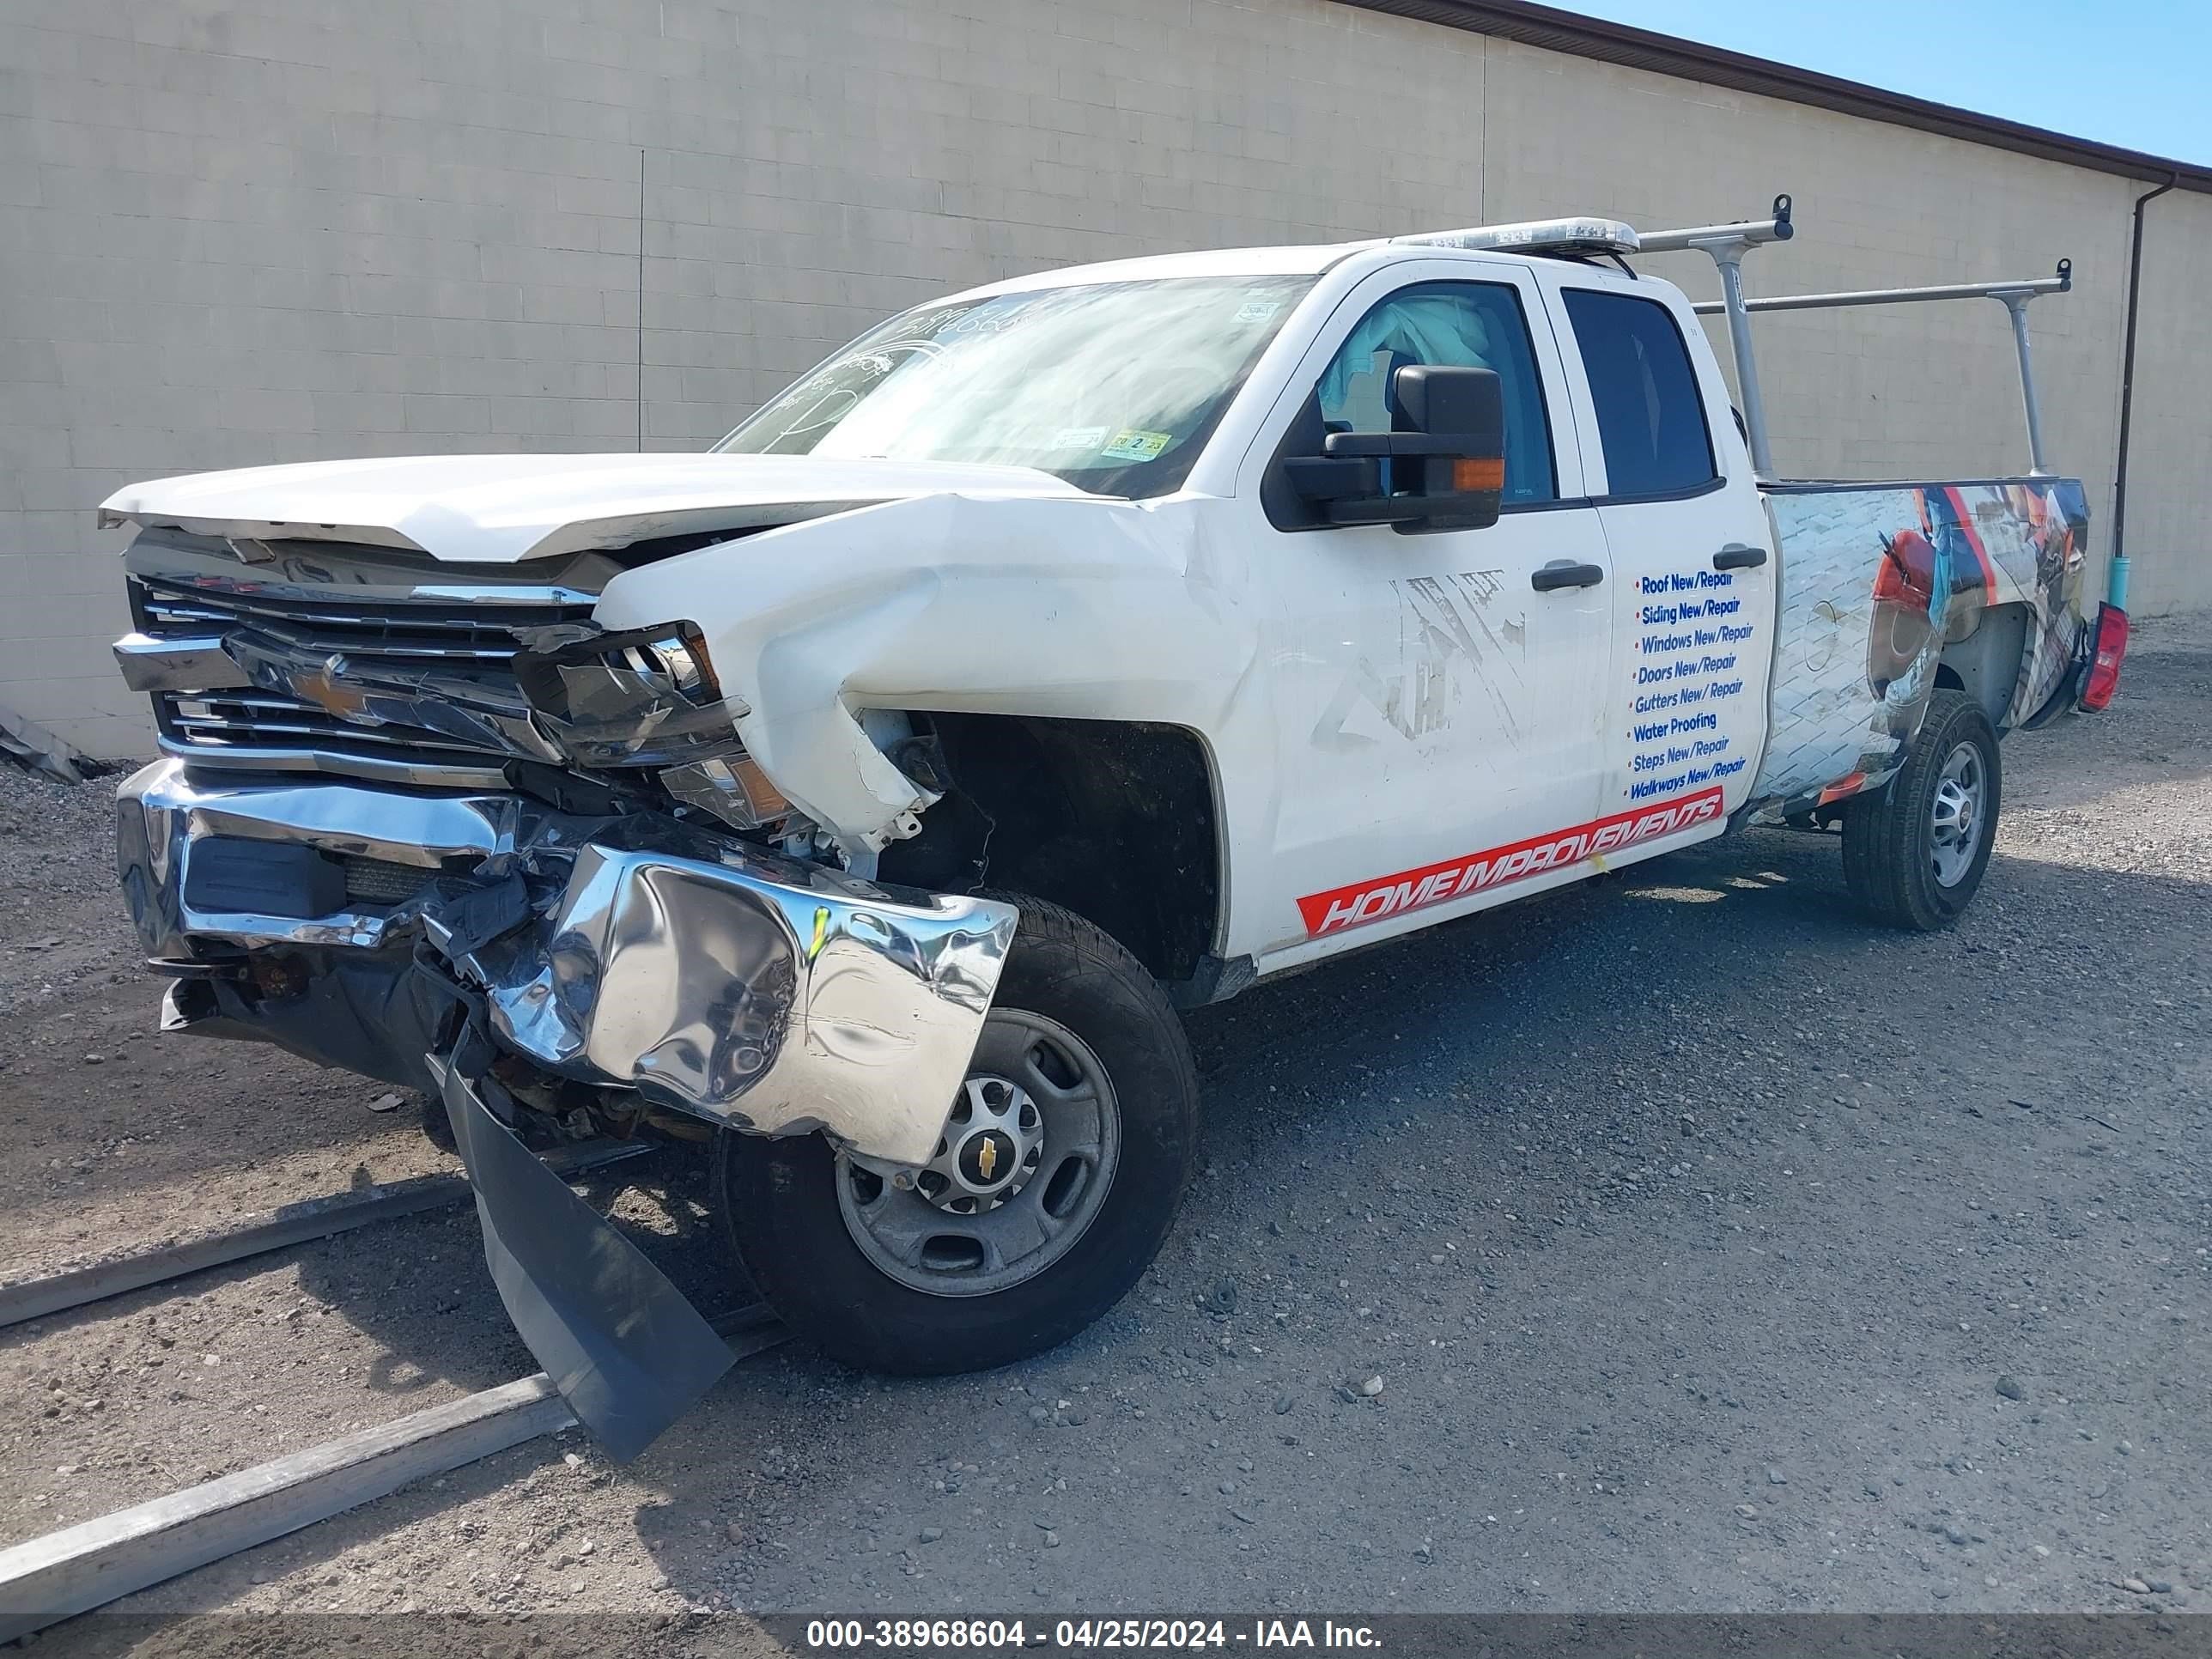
[1558,288,1718,500]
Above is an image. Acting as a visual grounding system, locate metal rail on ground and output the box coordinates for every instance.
[0,1305,783,1640]
[0,1138,655,1330]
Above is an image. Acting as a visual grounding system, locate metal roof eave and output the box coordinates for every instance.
[1336,0,2211,196]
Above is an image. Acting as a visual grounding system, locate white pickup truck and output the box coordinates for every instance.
[104,201,2128,1455]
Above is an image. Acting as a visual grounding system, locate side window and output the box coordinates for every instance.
[1316,281,1557,504]
[1559,288,1717,499]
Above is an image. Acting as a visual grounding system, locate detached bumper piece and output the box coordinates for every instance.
[116,758,1018,1454]
[427,1036,732,1462]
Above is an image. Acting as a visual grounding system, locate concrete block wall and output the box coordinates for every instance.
[0,0,2203,757]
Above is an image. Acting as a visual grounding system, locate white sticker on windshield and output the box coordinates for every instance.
[1235,299,1284,325]
[1049,425,1109,451]
[1099,428,1172,463]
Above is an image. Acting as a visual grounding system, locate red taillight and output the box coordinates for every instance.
[2079,603,2129,711]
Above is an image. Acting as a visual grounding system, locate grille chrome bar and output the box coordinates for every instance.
[113,632,248,694]
[149,735,512,789]
[138,585,585,658]
[164,692,513,757]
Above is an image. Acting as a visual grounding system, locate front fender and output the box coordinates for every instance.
[593,492,1257,850]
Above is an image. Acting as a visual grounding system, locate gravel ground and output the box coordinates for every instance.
[3,617,2207,1642]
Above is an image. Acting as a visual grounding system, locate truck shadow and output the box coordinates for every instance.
[1182,820,1867,1113]
[252,830,1861,1410]
[272,1151,743,1401]
[0,979,465,1254]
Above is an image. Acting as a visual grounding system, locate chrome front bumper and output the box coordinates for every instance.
[116,759,1018,1166]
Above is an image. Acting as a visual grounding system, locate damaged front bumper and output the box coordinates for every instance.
[117,757,1017,1455]
[117,759,1017,1167]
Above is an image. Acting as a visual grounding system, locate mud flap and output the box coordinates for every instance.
[426,1046,734,1462]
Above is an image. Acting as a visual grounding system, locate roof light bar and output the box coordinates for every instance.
[1393,216,1640,257]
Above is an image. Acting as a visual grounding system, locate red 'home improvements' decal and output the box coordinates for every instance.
[1297,786,1727,938]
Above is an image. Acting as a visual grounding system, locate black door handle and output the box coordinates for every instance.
[1713,544,1768,571]
[1532,561,1605,592]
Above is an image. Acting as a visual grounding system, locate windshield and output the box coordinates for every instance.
[714,275,1316,496]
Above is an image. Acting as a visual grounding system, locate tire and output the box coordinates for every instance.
[1840,688,2002,931]
[714,893,1200,1375]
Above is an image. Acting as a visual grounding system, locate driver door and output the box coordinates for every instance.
[1238,259,1613,962]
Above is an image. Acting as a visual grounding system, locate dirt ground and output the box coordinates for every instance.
[2,618,2207,1639]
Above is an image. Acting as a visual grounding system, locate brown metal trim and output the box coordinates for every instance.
[1338,0,2212,195]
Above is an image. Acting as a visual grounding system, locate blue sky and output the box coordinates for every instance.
[1564,0,2209,164]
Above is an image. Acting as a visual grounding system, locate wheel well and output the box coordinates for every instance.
[876,714,1222,987]
[1936,603,2029,727]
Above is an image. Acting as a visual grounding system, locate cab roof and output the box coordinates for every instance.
[939,238,1532,305]
[939,214,1649,306]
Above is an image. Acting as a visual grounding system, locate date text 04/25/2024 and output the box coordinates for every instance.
[799,1617,1382,1650]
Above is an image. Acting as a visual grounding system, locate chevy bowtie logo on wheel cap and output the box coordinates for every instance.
[963,1129,1013,1187]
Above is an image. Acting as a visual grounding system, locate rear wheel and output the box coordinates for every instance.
[714,894,1199,1375]
[1840,688,2001,930]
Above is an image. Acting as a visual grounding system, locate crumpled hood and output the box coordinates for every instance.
[98,452,1091,564]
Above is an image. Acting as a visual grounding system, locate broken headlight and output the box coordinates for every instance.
[514,622,801,835]
[514,622,744,770]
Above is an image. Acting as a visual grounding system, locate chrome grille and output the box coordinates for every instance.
[136,580,591,660]
[133,574,597,779]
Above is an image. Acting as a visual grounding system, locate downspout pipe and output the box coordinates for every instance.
[2109,169,2178,611]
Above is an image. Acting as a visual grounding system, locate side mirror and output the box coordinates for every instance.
[1280,364,1506,532]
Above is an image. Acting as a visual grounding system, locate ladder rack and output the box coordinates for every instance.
[1640,194,2072,479]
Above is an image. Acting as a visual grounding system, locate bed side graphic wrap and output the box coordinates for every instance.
[1751,479,2087,807]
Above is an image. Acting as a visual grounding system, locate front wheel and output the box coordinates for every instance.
[714,894,1199,1375]
[1840,688,2002,930]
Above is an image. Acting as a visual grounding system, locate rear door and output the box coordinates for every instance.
[1541,270,1777,836]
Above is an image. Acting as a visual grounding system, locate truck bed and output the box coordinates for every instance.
[1749,476,2089,812]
